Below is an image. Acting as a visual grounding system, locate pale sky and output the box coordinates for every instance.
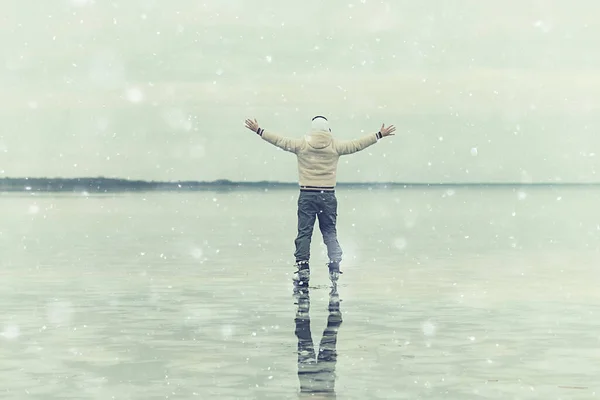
[1,0,599,183]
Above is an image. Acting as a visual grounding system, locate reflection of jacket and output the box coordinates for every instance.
[257,128,379,190]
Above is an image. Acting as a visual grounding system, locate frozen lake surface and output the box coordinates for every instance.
[1,187,600,399]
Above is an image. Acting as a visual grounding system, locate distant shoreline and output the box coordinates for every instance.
[0,177,599,193]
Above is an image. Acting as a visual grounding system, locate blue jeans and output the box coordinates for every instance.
[294,191,343,263]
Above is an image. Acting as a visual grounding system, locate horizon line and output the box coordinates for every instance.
[1,176,600,186]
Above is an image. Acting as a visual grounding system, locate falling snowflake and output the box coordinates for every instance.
[221,325,234,340]
[393,237,407,251]
[71,0,93,6]
[46,301,74,326]
[422,320,436,337]
[125,87,144,103]
[0,324,20,340]
[190,248,203,260]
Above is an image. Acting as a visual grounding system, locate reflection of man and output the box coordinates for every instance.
[294,287,343,398]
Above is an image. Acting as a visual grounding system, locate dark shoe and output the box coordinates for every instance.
[327,261,342,285]
[293,262,310,287]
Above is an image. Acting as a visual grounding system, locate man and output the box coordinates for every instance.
[244,116,395,287]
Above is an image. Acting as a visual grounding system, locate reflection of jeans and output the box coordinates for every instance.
[294,289,342,396]
[294,191,343,263]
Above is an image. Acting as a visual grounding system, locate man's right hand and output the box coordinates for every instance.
[380,124,396,137]
[245,118,259,133]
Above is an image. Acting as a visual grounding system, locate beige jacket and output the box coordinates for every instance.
[258,128,379,190]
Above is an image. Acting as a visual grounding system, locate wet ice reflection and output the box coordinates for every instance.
[294,287,342,398]
[1,190,599,399]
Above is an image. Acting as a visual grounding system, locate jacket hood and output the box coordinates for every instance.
[306,129,332,149]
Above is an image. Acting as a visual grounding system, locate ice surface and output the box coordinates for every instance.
[1,187,599,398]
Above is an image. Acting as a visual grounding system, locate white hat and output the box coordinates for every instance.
[311,115,330,132]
